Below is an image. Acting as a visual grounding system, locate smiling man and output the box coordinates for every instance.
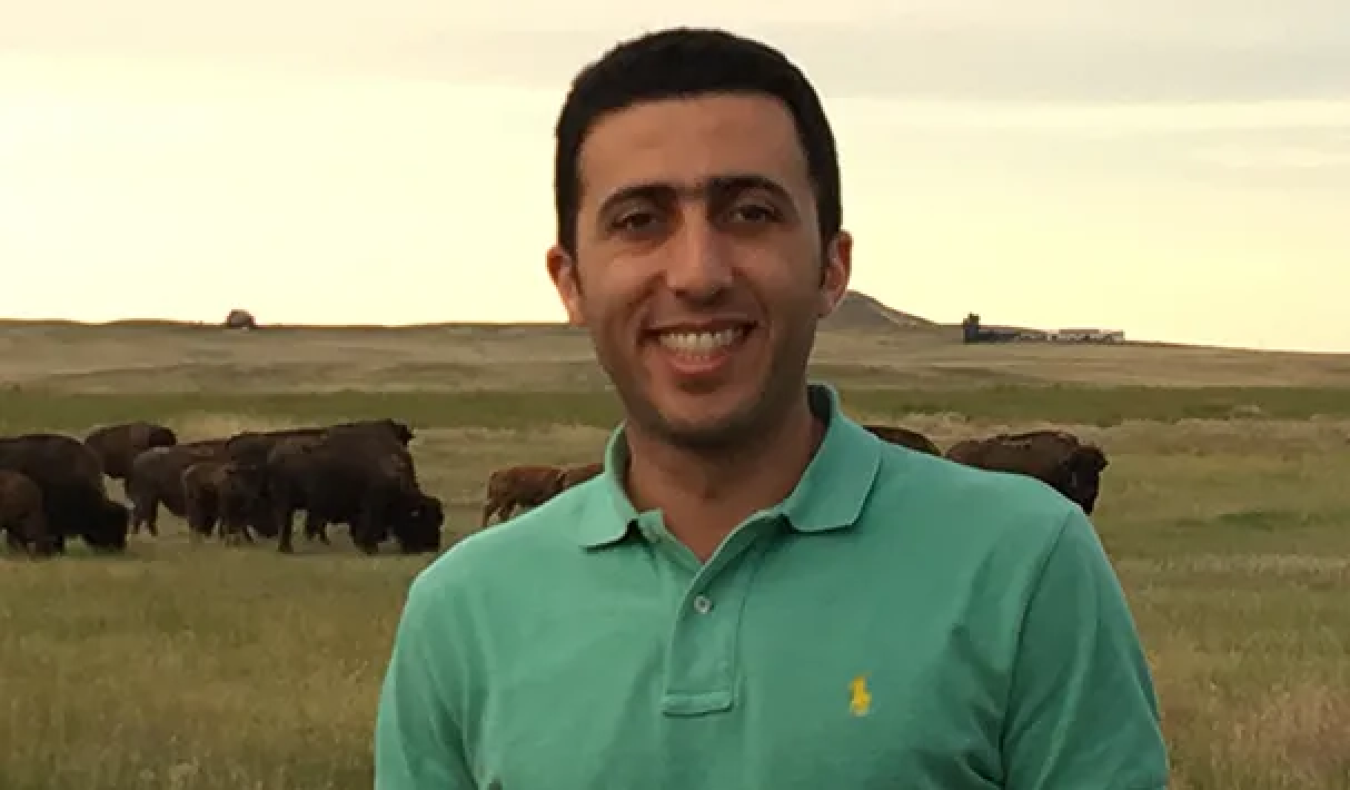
[373,27,1170,790]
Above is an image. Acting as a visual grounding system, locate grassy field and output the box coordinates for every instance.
[1,320,1349,789]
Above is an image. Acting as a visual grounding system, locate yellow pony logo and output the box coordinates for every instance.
[848,675,872,716]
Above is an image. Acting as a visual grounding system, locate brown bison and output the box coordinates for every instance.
[0,433,129,552]
[265,428,440,554]
[255,435,326,542]
[83,421,179,483]
[181,460,269,544]
[944,429,1109,514]
[224,418,414,467]
[126,440,231,535]
[481,461,603,527]
[220,419,417,538]
[560,461,604,490]
[863,424,942,455]
[0,469,56,556]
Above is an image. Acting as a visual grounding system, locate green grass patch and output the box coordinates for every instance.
[3,383,1349,435]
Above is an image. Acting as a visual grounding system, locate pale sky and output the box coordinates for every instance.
[2,1,1348,352]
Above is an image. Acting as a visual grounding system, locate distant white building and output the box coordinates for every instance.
[1049,328,1125,343]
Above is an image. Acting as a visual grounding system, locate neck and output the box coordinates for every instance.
[622,389,826,560]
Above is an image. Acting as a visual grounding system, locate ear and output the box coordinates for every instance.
[546,245,586,327]
[816,230,854,319]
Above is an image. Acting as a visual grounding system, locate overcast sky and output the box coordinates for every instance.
[2,1,1347,351]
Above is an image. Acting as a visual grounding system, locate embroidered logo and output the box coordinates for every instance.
[848,674,872,717]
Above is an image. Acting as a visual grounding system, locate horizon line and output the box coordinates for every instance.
[0,317,1344,358]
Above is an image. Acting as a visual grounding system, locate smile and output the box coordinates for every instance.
[656,326,748,356]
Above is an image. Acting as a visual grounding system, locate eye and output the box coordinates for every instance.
[727,202,780,224]
[612,210,661,234]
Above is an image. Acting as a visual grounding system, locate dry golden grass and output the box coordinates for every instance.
[2,322,1349,789]
[4,319,1350,392]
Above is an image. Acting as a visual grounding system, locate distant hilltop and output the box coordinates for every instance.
[821,290,938,331]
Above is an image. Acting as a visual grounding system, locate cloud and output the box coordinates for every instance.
[4,1,1349,103]
[835,98,1350,134]
[1190,142,1350,170]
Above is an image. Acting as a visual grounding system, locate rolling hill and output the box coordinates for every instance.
[821,290,937,331]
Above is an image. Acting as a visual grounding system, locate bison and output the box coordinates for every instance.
[83,421,179,484]
[265,429,440,554]
[126,440,231,536]
[863,424,942,456]
[255,434,326,541]
[181,460,269,544]
[560,461,604,490]
[481,461,603,527]
[0,469,57,556]
[382,490,444,554]
[0,433,129,552]
[225,418,414,467]
[944,429,1109,514]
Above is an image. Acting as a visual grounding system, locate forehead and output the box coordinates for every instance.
[575,93,813,206]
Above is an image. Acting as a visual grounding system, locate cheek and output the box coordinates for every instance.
[577,260,650,324]
[757,260,825,315]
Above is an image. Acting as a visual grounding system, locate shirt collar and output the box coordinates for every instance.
[575,382,883,549]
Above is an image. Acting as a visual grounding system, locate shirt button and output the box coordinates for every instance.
[693,595,713,614]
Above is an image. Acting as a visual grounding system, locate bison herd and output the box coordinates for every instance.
[480,423,1110,525]
[0,414,1109,560]
[1,419,442,558]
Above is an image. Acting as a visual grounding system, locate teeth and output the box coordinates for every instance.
[658,327,745,355]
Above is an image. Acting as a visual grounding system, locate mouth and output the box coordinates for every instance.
[654,325,751,357]
[645,321,756,380]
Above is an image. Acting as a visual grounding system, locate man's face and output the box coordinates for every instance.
[547,94,852,450]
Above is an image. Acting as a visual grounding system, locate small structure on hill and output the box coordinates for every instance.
[961,313,1022,343]
[223,309,257,331]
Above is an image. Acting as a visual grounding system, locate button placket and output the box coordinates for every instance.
[660,518,775,717]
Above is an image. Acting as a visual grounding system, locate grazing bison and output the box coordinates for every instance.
[0,469,56,556]
[0,433,129,552]
[126,440,231,535]
[181,460,268,544]
[266,429,440,554]
[863,424,942,456]
[944,429,1109,514]
[83,421,179,484]
[225,418,420,537]
[225,418,414,467]
[371,489,444,554]
[254,434,326,541]
[481,461,602,527]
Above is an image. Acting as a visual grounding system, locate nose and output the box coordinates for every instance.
[664,212,732,303]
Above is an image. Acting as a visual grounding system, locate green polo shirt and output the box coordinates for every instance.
[374,383,1169,790]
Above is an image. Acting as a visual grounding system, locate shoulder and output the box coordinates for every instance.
[410,477,603,603]
[866,440,1081,565]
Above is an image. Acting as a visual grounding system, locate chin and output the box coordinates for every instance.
[648,396,766,450]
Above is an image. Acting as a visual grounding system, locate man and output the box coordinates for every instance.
[374,26,1170,789]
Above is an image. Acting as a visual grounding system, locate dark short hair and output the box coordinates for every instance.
[552,27,842,257]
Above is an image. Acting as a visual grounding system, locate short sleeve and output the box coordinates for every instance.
[1002,506,1170,789]
[374,572,478,790]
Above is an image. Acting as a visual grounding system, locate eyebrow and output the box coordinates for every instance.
[597,174,793,218]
